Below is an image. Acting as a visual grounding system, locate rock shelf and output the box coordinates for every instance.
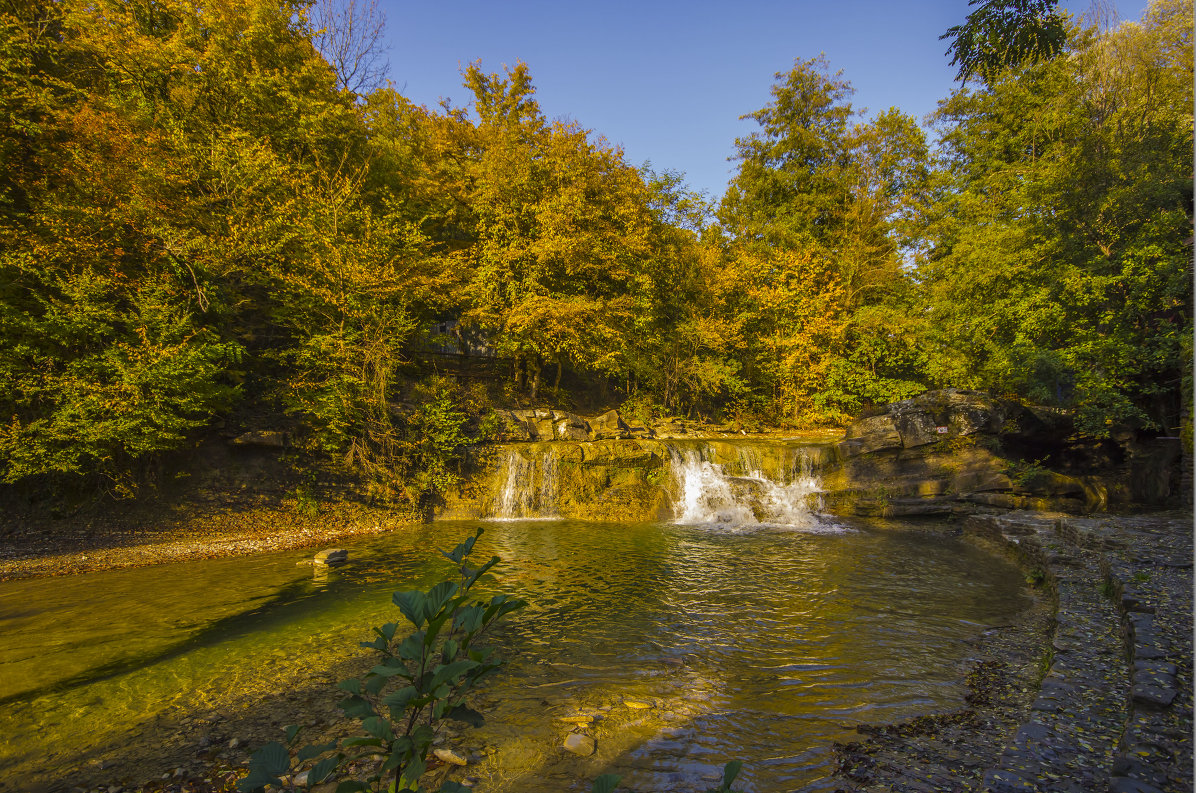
[836,511,1193,793]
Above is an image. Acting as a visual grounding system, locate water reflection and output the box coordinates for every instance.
[0,519,1029,792]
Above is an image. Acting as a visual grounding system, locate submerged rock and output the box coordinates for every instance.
[313,548,348,567]
[562,733,596,756]
[434,748,468,766]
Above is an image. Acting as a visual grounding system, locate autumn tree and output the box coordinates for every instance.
[719,57,928,423]
[457,63,660,400]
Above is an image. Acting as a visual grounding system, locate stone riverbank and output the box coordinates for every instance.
[834,510,1193,793]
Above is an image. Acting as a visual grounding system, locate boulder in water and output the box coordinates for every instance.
[314,548,348,567]
[434,748,468,766]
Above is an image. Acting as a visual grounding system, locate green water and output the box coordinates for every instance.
[0,518,1029,792]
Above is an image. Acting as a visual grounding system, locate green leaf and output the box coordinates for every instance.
[339,695,377,719]
[361,716,393,740]
[334,782,370,793]
[250,742,291,775]
[441,528,483,565]
[400,754,426,787]
[237,768,281,793]
[370,661,409,678]
[310,755,340,784]
[337,679,362,695]
[285,725,301,745]
[453,606,484,635]
[445,704,485,728]
[462,555,499,590]
[721,760,743,790]
[439,783,473,793]
[592,774,622,793]
[423,580,458,622]
[431,659,478,690]
[297,740,337,763]
[392,590,427,628]
[396,632,425,662]
[381,736,413,772]
[382,685,418,709]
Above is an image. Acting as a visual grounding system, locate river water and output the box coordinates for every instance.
[0,443,1030,792]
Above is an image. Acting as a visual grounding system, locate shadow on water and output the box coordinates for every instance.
[0,518,1031,792]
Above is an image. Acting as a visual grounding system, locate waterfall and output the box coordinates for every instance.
[490,447,561,519]
[484,439,826,527]
[668,442,823,528]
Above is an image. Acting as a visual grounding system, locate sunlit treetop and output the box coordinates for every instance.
[941,0,1069,83]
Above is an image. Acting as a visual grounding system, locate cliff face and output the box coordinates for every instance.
[823,389,1182,517]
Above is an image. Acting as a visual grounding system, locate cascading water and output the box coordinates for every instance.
[668,442,823,528]
[486,439,826,526]
[491,447,561,519]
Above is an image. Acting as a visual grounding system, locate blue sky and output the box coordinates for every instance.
[382,0,1150,201]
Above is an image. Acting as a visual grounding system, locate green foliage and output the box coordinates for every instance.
[942,0,1069,83]
[920,0,1193,438]
[0,0,1188,499]
[1005,456,1051,489]
[239,530,525,793]
[396,377,476,506]
[718,58,931,423]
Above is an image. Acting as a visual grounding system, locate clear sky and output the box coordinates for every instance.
[381,0,1150,201]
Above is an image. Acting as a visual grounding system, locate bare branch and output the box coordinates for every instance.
[310,0,390,95]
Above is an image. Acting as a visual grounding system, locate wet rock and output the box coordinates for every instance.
[555,714,596,725]
[434,748,468,766]
[1109,777,1164,793]
[839,414,902,456]
[1131,682,1177,709]
[314,548,348,567]
[562,733,595,756]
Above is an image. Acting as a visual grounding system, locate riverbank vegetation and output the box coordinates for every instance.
[0,0,1191,508]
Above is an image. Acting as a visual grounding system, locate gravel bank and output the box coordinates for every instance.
[0,501,417,582]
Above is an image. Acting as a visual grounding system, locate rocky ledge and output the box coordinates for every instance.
[834,510,1193,793]
[822,389,1182,518]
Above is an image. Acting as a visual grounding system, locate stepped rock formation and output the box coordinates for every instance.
[444,390,1181,522]
[823,389,1181,517]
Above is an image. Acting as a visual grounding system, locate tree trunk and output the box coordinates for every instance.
[530,365,541,401]
[553,358,563,395]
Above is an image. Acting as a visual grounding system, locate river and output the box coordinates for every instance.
[0,441,1031,792]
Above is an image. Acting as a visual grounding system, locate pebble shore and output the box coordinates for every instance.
[0,502,415,582]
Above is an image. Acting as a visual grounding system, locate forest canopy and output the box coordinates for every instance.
[0,0,1191,501]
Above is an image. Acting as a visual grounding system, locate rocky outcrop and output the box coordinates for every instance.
[492,408,655,442]
[835,389,1069,458]
[822,389,1180,517]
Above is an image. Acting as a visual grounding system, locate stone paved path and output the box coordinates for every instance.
[834,510,1193,793]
